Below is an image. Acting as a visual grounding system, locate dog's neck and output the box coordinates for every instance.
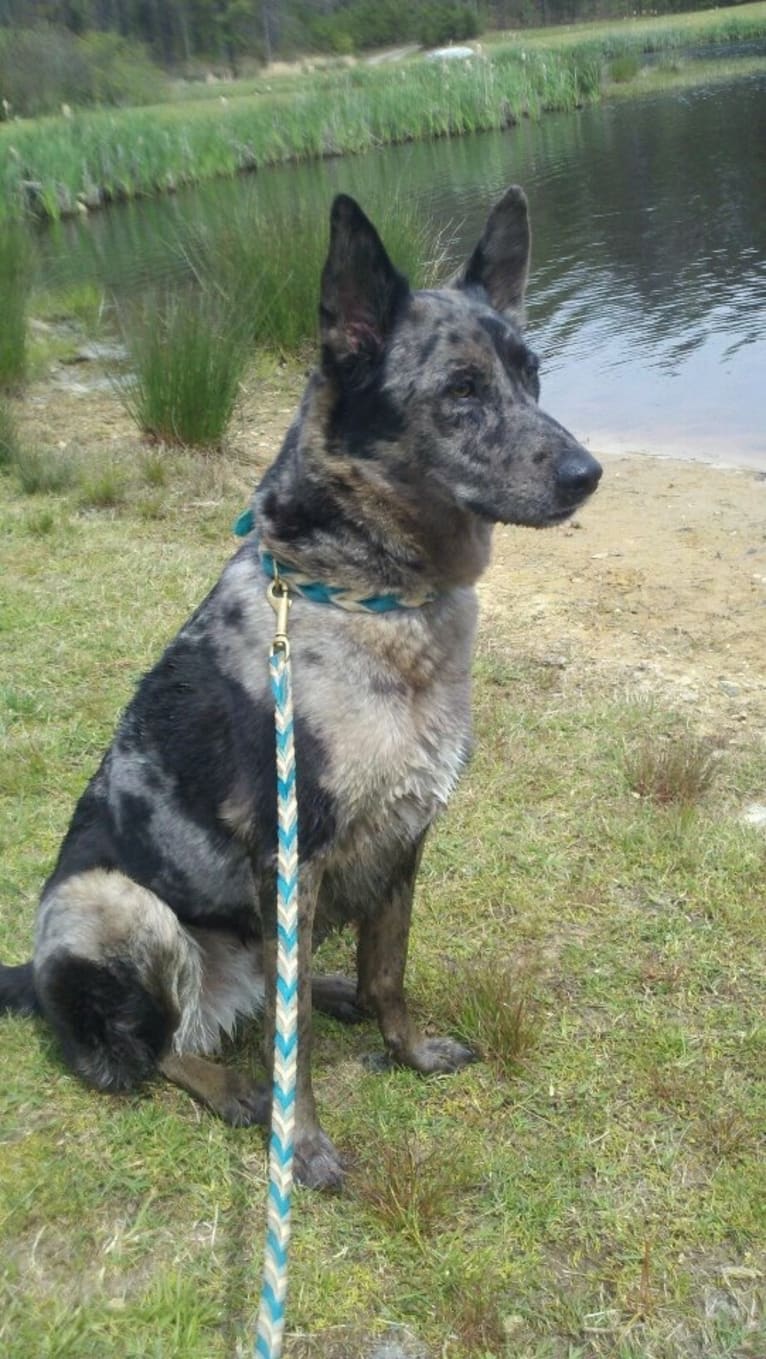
[253,376,493,596]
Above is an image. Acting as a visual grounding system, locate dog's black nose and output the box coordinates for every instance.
[556,451,602,504]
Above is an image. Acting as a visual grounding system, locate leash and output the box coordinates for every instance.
[236,507,439,1355]
[254,568,298,1359]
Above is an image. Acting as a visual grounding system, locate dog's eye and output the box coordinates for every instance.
[447,377,476,400]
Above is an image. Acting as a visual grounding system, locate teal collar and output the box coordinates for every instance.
[234,508,439,614]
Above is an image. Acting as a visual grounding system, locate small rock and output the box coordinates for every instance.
[425,45,476,61]
[368,1327,428,1359]
[742,803,766,831]
[66,340,127,365]
[718,680,740,697]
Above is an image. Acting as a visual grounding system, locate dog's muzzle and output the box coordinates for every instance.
[555,449,603,507]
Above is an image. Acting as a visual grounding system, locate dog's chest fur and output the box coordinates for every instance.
[214,552,478,852]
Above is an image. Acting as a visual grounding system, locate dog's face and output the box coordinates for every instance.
[319,191,601,528]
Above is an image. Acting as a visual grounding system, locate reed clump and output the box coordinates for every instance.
[117,286,251,448]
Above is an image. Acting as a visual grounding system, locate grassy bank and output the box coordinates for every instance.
[485,2,766,52]
[1,377,765,1356]
[2,3,765,222]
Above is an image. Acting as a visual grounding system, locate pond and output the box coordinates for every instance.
[37,68,766,469]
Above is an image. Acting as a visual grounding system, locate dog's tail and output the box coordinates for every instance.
[0,961,41,1016]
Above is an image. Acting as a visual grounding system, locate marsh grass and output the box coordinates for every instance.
[117,286,251,447]
[624,729,718,806]
[0,222,30,388]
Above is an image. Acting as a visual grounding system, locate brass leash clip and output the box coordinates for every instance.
[267,573,291,659]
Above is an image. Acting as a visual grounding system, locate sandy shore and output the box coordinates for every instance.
[486,452,766,737]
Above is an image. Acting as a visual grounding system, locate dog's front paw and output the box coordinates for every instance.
[293,1129,344,1192]
[403,1036,477,1075]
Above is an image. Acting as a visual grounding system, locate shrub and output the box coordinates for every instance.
[415,3,480,49]
[118,286,250,448]
[610,53,641,83]
[0,25,164,118]
[0,222,30,389]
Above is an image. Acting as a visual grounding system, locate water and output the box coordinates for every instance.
[37,69,766,468]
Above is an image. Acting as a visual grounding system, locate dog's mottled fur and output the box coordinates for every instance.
[0,189,601,1188]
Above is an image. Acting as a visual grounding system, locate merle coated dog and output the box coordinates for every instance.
[0,189,601,1189]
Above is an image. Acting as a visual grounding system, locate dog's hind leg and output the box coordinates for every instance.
[357,839,475,1075]
[34,868,201,1095]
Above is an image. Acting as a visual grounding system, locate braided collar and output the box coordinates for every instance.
[234,508,439,613]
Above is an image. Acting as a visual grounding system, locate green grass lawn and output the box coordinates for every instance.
[1,426,765,1357]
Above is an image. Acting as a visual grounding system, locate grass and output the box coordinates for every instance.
[609,52,641,84]
[1,405,764,1357]
[438,956,539,1079]
[6,442,80,495]
[2,2,765,221]
[0,221,30,387]
[484,2,766,53]
[117,286,252,447]
[624,724,719,806]
[0,397,20,469]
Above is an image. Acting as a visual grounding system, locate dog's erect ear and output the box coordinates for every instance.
[454,185,531,320]
[320,195,410,376]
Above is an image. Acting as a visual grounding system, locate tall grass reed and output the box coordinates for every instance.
[117,285,251,448]
[0,222,31,388]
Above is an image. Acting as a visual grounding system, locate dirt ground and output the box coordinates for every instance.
[18,368,766,741]
[485,452,766,738]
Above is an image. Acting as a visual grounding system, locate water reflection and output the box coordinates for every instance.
[35,70,766,466]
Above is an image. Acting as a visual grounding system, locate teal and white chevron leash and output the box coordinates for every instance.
[239,506,439,1357]
[255,571,298,1359]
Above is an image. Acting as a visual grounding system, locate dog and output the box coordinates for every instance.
[0,188,601,1189]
